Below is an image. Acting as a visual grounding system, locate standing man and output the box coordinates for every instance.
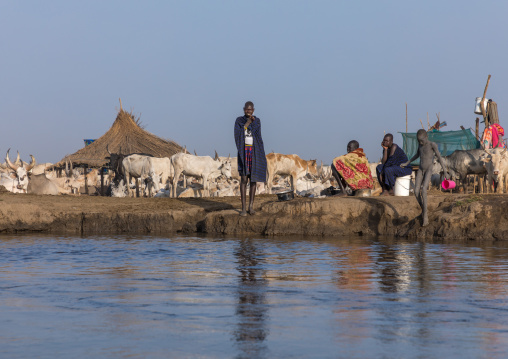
[234,101,267,216]
[376,133,412,195]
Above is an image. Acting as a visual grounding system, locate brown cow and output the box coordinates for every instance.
[266,153,317,193]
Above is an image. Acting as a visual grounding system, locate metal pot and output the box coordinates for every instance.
[276,189,294,201]
[330,187,342,195]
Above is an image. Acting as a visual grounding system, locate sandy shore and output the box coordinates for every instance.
[0,190,507,240]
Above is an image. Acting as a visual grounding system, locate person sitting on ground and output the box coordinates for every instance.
[376,133,412,195]
[401,129,449,226]
[331,140,374,196]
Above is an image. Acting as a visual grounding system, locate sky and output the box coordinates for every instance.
[1,1,508,165]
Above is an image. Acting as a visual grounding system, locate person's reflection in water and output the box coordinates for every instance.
[376,241,402,293]
[233,238,269,359]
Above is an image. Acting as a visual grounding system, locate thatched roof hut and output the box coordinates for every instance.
[56,108,183,168]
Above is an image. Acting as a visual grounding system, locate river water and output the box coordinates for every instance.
[1,234,508,358]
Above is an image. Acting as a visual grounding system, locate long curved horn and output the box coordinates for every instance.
[25,155,36,172]
[502,147,507,156]
[5,148,18,171]
[14,151,21,166]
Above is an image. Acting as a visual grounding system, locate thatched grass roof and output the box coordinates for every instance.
[56,108,183,167]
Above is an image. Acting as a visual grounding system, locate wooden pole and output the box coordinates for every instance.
[475,118,480,140]
[100,167,104,196]
[84,165,89,195]
[480,75,491,126]
[405,103,408,133]
[427,112,430,130]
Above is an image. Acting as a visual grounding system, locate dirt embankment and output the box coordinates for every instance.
[0,191,507,240]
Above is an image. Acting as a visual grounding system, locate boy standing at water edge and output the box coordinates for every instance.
[401,129,449,226]
[234,101,267,217]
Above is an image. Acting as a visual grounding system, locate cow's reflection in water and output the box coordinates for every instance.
[233,239,269,358]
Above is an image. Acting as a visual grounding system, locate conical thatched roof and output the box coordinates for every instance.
[56,108,183,167]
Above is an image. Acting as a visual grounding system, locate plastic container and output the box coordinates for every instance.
[474,97,488,115]
[441,179,456,190]
[394,175,411,196]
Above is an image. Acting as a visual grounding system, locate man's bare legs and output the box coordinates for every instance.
[248,181,256,214]
[240,175,248,216]
[240,175,257,216]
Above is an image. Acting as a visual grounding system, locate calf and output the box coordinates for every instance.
[266,153,317,193]
[170,153,232,197]
[480,148,508,193]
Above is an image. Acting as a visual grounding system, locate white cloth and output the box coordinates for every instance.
[244,127,253,146]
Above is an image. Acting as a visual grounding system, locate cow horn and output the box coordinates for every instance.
[14,151,21,166]
[5,148,18,171]
[107,144,112,155]
[502,147,507,156]
[65,161,69,176]
[25,155,36,172]
[194,149,197,156]
[214,150,219,160]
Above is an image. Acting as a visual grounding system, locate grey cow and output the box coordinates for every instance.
[27,173,59,195]
[433,149,487,193]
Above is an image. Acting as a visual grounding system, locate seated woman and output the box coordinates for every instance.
[331,140,374,196]
[376,133,412,195]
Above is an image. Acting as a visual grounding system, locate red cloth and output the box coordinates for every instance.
[245,146,253,173]
[492,124,505,148]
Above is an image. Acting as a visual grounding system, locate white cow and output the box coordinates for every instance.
[0,149,35,193]
[31,163,54,175]
[149,157,173,189]
[170,153,232,197]
[122,154,161,197]
[480,147,508,193]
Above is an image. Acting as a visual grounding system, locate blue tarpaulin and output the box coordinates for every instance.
[400,129,480,165]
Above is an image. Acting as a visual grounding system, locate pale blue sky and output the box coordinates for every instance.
[1,1,507,165]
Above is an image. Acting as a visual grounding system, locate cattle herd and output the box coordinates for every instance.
[0,147,507,197]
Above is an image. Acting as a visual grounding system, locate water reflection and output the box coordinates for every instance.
[2,234,508,358]
[233,238,268,359]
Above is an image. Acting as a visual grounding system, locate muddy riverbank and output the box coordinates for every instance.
[0,190,507,240]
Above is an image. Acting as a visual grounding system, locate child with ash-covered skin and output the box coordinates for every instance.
[401,129,449,226]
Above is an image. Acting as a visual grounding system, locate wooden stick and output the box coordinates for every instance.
[481,75,491,126]
[475,118,480,139]
[405,103,408,133]
[119,98,122,111]
[427,112,430,130]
